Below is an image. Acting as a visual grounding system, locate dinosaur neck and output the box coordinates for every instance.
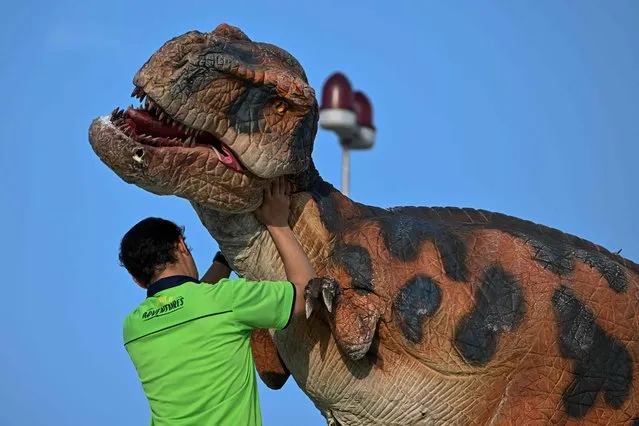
[191,160,358,281]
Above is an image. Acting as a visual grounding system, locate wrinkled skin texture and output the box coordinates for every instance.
[89,24,639,425]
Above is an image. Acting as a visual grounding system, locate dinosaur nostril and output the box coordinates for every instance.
[133,149,145,164]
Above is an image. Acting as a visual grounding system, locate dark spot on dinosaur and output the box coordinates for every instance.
[171,49,236,99]
[491,227,628,293]
[552,285,632,418]
[333,243,373,294]
[171,65,225,100]
[309,180,342,233]
[223,44,262,66]
[200,44,262,67]
[574,249,628,293]
[454,266,526,366]
[227,84,276,135]
[513,232,575,276]
[289,107,318,167]
[377,215,468,282]
[170,43,264,100]
[394,275,442,343]
[632,418,639,426]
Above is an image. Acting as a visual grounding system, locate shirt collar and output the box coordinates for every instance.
[146,275,201,298]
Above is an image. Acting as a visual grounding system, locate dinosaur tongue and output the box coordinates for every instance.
[123,107,244,172]
[213,144,244,171]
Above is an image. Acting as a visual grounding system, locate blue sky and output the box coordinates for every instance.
[2,1,638,425]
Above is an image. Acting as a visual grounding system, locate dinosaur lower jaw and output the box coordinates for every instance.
[109,89,245,172]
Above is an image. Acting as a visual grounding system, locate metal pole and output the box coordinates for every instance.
[341,146,350,196]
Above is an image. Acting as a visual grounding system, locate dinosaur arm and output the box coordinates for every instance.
[306,277,382,361]
[250,329,290,389]
[304,232,387,362]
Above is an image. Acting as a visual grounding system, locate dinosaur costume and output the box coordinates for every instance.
[88,24,639,425]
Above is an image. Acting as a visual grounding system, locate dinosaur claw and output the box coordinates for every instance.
[305,298,314,319]
[304,277,340,317]
[304,279,320,318]
[322,287,334,312]
[321,278,339,313]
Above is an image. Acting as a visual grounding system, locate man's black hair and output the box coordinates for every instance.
[119,217,187,286]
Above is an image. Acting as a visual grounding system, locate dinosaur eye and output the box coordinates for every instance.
[273,99,288,114]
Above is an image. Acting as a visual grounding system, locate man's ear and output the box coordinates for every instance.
[177,237,190,255]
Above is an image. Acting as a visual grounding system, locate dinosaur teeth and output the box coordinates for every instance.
[131,87,148,101]
[186,127,199,136]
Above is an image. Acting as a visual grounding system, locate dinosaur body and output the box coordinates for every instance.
[191,177,639,425]
[88,24,639,425]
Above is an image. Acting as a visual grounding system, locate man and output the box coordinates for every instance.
[119,177,315,425]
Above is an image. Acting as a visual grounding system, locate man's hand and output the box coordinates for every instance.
[254,177,292,228]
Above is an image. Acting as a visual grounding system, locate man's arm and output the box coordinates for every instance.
[266,225,316,317]
[254,177,316,318]
[200,251,232,284]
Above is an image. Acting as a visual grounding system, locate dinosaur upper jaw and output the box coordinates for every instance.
[114,87,245,172]
[88,91,267,214]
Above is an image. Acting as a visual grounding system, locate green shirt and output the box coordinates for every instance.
[123,275,295,426]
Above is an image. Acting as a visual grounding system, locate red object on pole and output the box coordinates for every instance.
[320,72,355,111]
[353,91,374,129]
[317,72,377,196]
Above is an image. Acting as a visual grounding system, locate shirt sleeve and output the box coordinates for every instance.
[231,278,296,330]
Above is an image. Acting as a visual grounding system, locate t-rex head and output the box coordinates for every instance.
[89,23,318,213]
